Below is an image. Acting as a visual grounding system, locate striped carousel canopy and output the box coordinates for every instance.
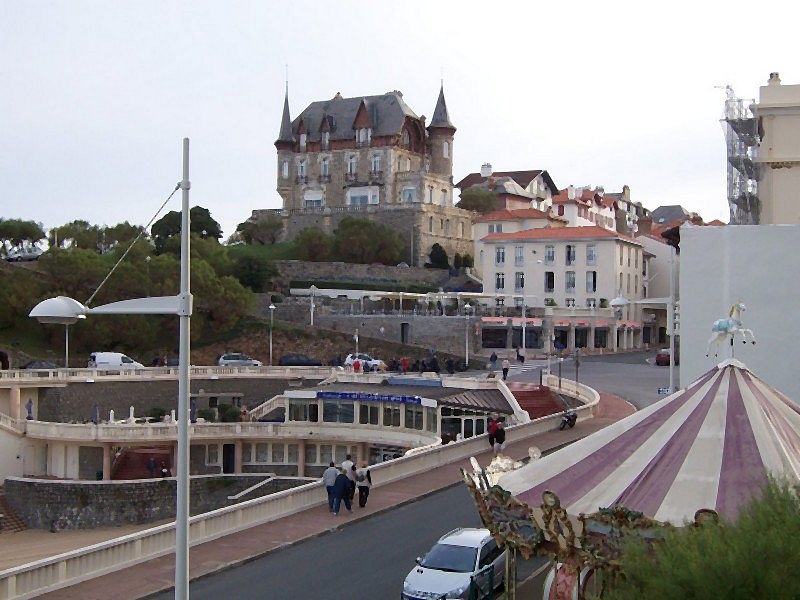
[500,359,800,524]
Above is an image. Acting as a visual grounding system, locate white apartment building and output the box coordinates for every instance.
[552,186,617,231]
[477,225,646,352]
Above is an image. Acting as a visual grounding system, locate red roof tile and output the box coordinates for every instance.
[481,225,641,245]
[456,170,543,189]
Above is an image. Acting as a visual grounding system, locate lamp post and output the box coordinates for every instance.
[268,303,276,366]
[310,285,317,326]
[145,255,152,297]
[29,138,194,600]
[464,303,473,364]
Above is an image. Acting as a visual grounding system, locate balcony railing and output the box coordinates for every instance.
[318,174,332,183]
[369,170,384,180]
[295,175,308,184]
[345,172,358,182]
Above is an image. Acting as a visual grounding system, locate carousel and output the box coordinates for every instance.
[463,315,800,599]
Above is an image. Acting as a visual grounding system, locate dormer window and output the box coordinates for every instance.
[321,131,330,149]
[299,133,307,150]
[357,128,371,145]
[401,130,410,146]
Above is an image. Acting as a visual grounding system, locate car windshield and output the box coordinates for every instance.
[420,543,477,573]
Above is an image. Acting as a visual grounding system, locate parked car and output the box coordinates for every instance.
[278,354,323,367]
[88,352,144,369]
[402,528,505,600]
[344,353,386,371]
[21,360,59,370]
[655,348,679,366]
[5,247,43,262]
[217,353,262,367]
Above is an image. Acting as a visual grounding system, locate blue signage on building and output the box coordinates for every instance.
[316,391,423,405]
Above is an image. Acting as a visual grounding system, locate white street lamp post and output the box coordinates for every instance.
[268,303,276,366]
[668,245,676,394]
[28,138,194,600]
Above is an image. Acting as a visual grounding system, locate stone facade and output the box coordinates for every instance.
[271,260,451,289]
[4,475,310,529]
[252,203,474,267]
[37,377,322,423]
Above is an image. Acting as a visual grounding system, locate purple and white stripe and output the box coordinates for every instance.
[500,359,800,524]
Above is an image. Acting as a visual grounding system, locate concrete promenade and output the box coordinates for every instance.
[24,394,634,600]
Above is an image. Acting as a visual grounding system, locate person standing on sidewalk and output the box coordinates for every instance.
[493,421,507,456]
[502,358,510,380]
[487,414,499,449]
[342,454,356,501]
[489,351,498,372]
[331,468,352,515]
[322,461,339,513]
[355,462,372,508]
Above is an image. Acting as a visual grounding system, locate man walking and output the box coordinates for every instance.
[489,351,498,372]
[342,454,356,501]
[355,462,372,508]
[493,421,507,456]
[502,357,510,380]
[322,461,339,513]
[331,468,352,515]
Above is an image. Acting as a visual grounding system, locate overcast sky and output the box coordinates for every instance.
[1,1,796,238]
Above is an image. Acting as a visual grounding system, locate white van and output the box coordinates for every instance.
[88,352,145,370]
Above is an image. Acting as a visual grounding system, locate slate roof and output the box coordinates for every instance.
[650,205,691,224]
[455,170,559,195]
[291,92,420,142]
[429,85,455,130]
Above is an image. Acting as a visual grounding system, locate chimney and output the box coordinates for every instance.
[622,184,631,201]
[637,215,652,235]
[567,185,576,200]
[768,72,781,86]
[480,163,493,178]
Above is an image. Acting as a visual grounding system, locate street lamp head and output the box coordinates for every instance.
[29,296,88,325]
[268,304,276,310]
[610,294,630,308]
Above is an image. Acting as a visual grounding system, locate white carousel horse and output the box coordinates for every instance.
[705,301,756,357]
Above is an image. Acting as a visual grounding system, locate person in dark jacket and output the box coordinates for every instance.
[331,468,352,515]
[355,463,372,508]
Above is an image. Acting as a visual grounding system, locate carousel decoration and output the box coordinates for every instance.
[706,301,756,357]
[462,309,800,599]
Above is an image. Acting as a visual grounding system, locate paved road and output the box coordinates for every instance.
[149,485,545,600]
[507,350,679,410]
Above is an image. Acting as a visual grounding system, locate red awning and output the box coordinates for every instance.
[554,320,570,327]
[512,318,543,327]
[594,320,609,327]
[481,317,508,324]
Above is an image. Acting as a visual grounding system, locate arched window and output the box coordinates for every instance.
[348,155,357,175]
[281,161,288,179]
[443,141,450,158]
[401,129,410,146]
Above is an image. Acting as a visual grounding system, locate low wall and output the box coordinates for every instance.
[0,378,598,599]
[272,260,450,288]
[3,475,309,530]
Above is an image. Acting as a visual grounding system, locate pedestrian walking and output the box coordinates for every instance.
[445,357,455,375]
[355,462,372,508]
[342,454,356,501]
[489,351,498,372]
[494,421,507,456]
[517,346,526,364]
[487,414,499,448]
[502,358,510,380]
[322,461,339,513]
[331,468,352,515]
[147,456,157,478]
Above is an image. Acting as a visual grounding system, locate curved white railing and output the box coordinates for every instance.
[0,365,335,385]
[248,395,287,420]
[0,413,23,434]
[0,378,599,600]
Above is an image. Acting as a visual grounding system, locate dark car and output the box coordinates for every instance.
[21,360,60,370]
[278,354,323,367]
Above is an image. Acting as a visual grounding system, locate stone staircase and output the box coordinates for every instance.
[0,486,27,533]
[112,447,172,480]
[507,383,566,419]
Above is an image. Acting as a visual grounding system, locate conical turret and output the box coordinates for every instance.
[428,84,455,132]
[275,87,295,148]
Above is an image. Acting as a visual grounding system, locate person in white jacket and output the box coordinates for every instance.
[355,463,372,508]
[321,462,339,513]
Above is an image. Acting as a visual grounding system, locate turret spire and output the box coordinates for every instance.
[276,86,295,145]
[428,83,455,131]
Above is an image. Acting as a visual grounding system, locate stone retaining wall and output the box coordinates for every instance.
[4,475,310,529]
[38,377,320,423]
[272,260,450,288]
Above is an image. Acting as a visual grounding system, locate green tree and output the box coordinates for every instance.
[456,187,498,214]
[462,253,474,268]
[604,479,800,600]
[236,216,284,245]
[230,247,278,292]
[428,243,449,269]
[332,217,404,265]
[48,220,101,251]
[294,227,333,262]
[0,218,46,254]
[0,268,43,329]
[151,206,222,253]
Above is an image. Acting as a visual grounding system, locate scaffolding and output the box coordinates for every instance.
[722,86,759,224]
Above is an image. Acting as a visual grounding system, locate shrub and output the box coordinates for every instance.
[428,243,449,269]
[604,479,800,600]
[217,403,241,423]
[147,406,168,422]
[197,408,216,422]
[462,253,474,268]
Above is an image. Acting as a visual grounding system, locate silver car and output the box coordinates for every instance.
[402,528,505,599]
[216,353,262,367]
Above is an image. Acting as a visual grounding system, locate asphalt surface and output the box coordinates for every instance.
[508,350,679,410]
[148,485,545,600]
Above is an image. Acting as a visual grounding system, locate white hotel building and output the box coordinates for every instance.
[474,213,647,352]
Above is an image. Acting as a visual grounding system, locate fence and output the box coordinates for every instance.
[0,378,598,600]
